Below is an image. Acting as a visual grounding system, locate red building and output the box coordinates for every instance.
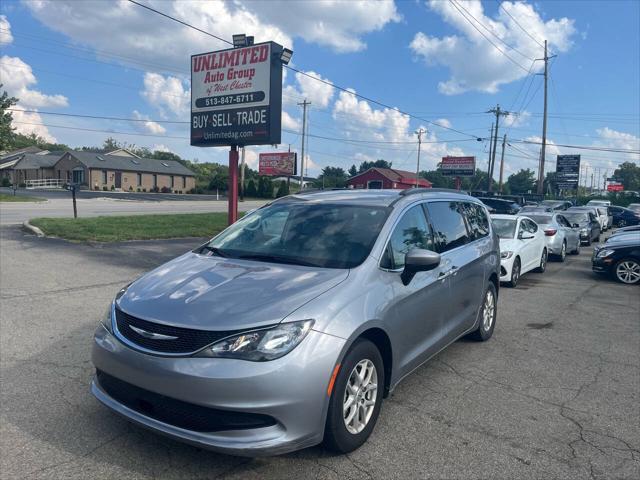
[346,168,432,190]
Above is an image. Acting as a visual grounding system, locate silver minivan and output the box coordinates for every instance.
[92,189,500,456]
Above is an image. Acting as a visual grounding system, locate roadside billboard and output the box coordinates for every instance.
[440,156,475,177]
[259,152,297,176]
[556,154,580,189]
[190,42,284,147]
[607,183,624,192]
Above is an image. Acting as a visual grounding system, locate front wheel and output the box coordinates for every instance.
[507,258,520,287]
[468,282,497,341]
[571,240,580,255]
[613,258,640,285]
[535,249,548,273]
[557,241,567,262]
[324,339,384,453]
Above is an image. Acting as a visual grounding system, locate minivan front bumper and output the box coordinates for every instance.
[91,326,346,456]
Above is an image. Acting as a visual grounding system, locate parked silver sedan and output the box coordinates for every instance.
[526,213,581,261]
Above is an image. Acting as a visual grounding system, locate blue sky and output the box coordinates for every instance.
[1,0,638,183]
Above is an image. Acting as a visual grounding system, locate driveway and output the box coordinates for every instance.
[1,226,638,479]
[0,197,267,225]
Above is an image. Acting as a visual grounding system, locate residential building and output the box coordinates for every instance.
[346,167,432,190]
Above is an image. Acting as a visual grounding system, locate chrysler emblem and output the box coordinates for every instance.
[129,325,178,340]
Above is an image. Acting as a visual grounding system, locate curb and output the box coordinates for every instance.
[22,220,45,237]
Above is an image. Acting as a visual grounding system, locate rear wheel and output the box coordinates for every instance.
[507,258,520,288]
[324,339,384,453]
[468,283,497,341]
[571,240,580,255]
[535,248,548,273]
[613,259,640,285]
[557,241,567,262]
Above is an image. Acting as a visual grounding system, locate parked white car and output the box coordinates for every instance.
[569,206,608,231]
[587,200,611,207]
[491,215,548,287]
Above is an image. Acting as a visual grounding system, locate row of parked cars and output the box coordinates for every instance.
[478,197,640,286]
[89,188,638,460]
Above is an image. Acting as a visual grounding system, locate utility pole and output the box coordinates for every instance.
[415,128,426,188]
[239,147,246,201]
[298,99,310,191]
[498,134,507,193]
[536,40,556,194]
[486,105,511,192]
[487,122,494,191]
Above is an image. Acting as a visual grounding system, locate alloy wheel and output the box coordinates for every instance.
[482,289,496,332]
[560,242,566,261]
[343,359,378,434]
[511,261,520,286]
[615,260,640,284]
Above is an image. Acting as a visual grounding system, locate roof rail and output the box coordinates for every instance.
[398,187,465,196]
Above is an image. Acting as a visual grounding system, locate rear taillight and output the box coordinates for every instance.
[544,228,557,236]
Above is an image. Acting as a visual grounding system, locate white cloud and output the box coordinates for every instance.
[132,110,167,135]
[435,118,452,129]
[10,109,57,143]
[284,70,335,109]
[410,1,576,95]
[0,15,13,45]
[141,73,189,118]
[503,110,531,128]
[151,144,172,153]
[0,56,68,108]
[595,128,640,152]
[282,111,301,131]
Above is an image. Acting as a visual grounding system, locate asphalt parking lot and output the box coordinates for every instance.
[1,226,638,479]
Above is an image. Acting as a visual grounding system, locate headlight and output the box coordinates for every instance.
[101,301,114,333]
[501,251,513,259]
[197,319,314,361]
[596,249,615,258]
[580,228,588,235]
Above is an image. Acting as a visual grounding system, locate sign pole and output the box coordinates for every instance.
[228,146,239,225]
[455,177,461,191]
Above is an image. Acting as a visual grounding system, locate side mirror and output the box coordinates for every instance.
[401,248,441,285]
[518,231,534,240]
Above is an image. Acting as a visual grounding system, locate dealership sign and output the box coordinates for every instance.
[259,152,297,176]
[440,156,476,177]
[556,154,581,189]
[607,183,624,192]
[190,42,284,147]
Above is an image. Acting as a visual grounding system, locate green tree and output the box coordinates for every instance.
[348,164,358,177]
[275,180,289,197]
[0,86,18,151]
[358,159,392,173]
[258,176,274,198]
[245,179,258,197]
[316,166,347,188]
[613,162,640,191]
[507,168,536,193]
[420,170,454,188]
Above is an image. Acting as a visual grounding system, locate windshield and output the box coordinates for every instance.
[202,201,390,269]
[492,218,517,239]
[527,215,553,225]
[563,212,589,224]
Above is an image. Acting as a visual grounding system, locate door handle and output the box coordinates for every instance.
[438,266,458,279]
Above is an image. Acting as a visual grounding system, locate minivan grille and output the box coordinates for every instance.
[114,307,240,354]
[96,370,277,432]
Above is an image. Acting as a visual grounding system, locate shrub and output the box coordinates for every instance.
[245,179,258,197]
[142,188,147,193]
[19,183,26,188]
[160,186,171,193]
[275,180,289,198]
[102,186,108,191]
[151,186,159,193]
[128,185,133,192]
[136,188,141,192]
[1,178,11,187]
[110,185,115,191]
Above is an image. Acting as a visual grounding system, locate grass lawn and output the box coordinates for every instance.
[29,212,232,242]
[0,193,45,202]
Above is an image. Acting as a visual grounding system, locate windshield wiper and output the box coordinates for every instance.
[200,245,229,258]
[235,253,321,267]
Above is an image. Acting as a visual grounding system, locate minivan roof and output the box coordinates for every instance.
[282,188,475,207]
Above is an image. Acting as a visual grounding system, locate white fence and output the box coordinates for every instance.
[25,179,65,189]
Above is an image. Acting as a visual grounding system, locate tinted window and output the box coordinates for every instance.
[381,205,433,269]
[206,202,389,269]
[460,202,489,240]
[426,202,470,252]
[556,215,571,228]
[563,212,589,224]
[524,219,538,233]
[492,218,517,239]
[527,214,553,225]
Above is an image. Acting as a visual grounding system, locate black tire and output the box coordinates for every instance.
[507,257,520,287]
[468,282,497,342]
[534,248,547,273]
[586,236,592,246]
[324,339,384,454]
[570,240,580,255]
[612,258,640,285]
[556,241,567,262]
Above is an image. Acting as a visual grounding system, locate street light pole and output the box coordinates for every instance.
[415,128,425,188]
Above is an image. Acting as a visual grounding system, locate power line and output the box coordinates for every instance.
[496,0,546,49]
[447,0,531,72]
[125,0,481,139]
[450,0,534,61]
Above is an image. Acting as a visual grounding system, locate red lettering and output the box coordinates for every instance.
[250,46,260,63]
[258,44,268,62]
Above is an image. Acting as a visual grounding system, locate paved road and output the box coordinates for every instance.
[0,198,267,225]
[1,227,638,479]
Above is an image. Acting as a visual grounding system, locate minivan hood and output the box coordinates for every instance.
[117,252,348,331]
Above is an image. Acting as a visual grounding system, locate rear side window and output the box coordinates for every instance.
[460,202,489,240]
[523,219,538,233]
[381,205,433,269]
[557,215,570,228]
[426,201,470,253]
